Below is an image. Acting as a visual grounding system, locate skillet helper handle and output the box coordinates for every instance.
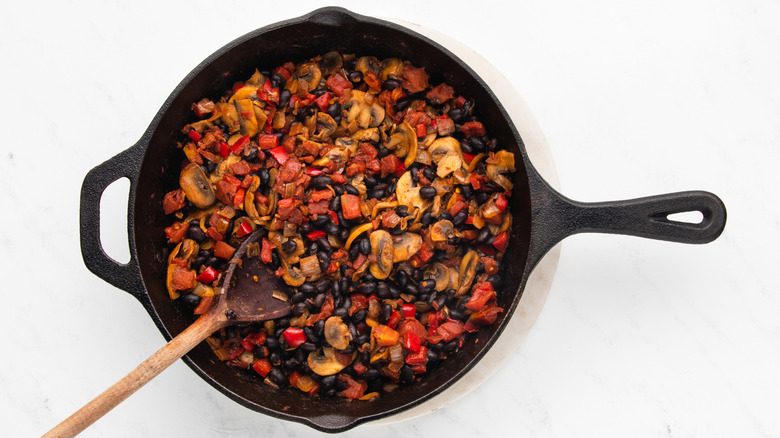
[79,144,145,297]
[41,313,225,438]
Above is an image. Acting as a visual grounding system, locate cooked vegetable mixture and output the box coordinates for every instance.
[163,52,515,400]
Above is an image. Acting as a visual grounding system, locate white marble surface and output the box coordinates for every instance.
[2,1,779,437]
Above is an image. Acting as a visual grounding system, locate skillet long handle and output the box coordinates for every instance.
[41,314,222,438]
[525,166,727,273]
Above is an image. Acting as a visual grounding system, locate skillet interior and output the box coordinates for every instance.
[131,8,533,432]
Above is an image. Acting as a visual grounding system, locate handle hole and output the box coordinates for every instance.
[666,210,704,225]
[100,177,131,264]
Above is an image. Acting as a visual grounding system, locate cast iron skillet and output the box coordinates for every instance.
[79,7,727,433]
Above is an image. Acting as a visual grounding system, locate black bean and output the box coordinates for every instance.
[393,97,411,112]
[316,278,332,293]
[452,210,468,227]
[400,365,414,382]
[448,107,464,122]
[244,146,258,161]
[382,78,401,90]
[344,184,359,196]
[381,303,393,322]
[436,294,447,310]
[316,237,333,253]
[364,176,377,188]
[359,238,371,255]
[469,136,486,152]
[443,339,459,353]
[310,175,330,190]
[396,205,409,217]
[282,239,298,254]
[419,186,437,199]
[404,283,419,295]
[339,228,349,241]
[332,185,345,196]
[377,146,392,158]
[340,277,351,294]
[352,308,367,324]
[180,293,201,310]
[460,184,473,199]
[292,302,308,315]
[427,349,440,362]
[357,333,371,346]
[313,215,329,228]
[439,212,453,221]
[476,191,490,204]
[483,181,503,192]
[449,309,466,321]
[278,88,292,108]
[363,368,381,381]
[320,375,337,390]
[332,307,349,318]
[325,222,340,236]
[358,282,377,294]
[299,341,318,353]
[265,336,280,350]
[421,211,434,226]
[327,102,342,118]
[460,141,474,154]
[487,274,504,289]
[389,284,402,299]
[348,70,363,82]
[477,228,492,243]
[257,167,270,185]
[269,252,280,270]
[368,187,386,199]
[186,226,206,243]
[376,282,391,299]
[419,279,435,294]
[300,222,313,235]
[422,167,436,182]
[268,368,287,385]
[303,327,319,343]
[412,270,424,284]
[329,196,341,212]
[396,270,409,288]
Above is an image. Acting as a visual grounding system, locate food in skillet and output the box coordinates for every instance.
[162,51,515,399]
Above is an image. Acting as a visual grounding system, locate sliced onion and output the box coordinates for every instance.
[299,255,322,277]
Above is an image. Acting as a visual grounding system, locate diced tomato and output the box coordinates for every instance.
[193,294,213,315]
[206,226,224,242]
[252,358,272,377]
[241,333,257,351]
[426,82,455,104]
[339,375,366,400]
[268,146,289,165]
[404,332,421,353]
[330,173,346,184]
[282,327,307,348]
[387,310,402,330]
[213,241,236,259]
[195,266,219,284]
[416,123,426,138]
[309,189,333,202]
[164,221,188,243]
[306,166,324,176]
[352,361,368,375]
[326,73,353,96]
[341,194,362,220]
[402,64,429,93]
[314,91,331,112]
[469,172,483,190]
[261,238,275,264]
[461,120,486,137]
[467,303,504,327]
[163,189,186,214]
[232,188,245,210]
[493,231,508,252]
[434,320,465,343]
[308,200,329,215]
[257,134,279,149]
[273,65,291,80]
[187,129,201,142]
[455,95,467,108]
[448,197,467,216]
[397,318,427,344]
[171,265,196,291]
[380,154,401,178]
[466,281,496,311]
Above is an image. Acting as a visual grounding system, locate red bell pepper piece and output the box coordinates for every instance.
[415,123,426,138]
[401,303,416,318]
[306,230,326,240]
[462,152,476,165]
[404,332,421,353]
[405,345,427,365]
[187,129,201,142]
[466,282,496,311]
[328,210,339,225]
[273,65,291,81]
[268,146,289,165]
[282,327,307,348]
[495,193,508,212]
[387,310,402,330]
[252,358,272,377]
[306,166,324,176]
[469,173,483,190]
[231,135,250,155]
[219,141,230,158]
[236,220,253,238]
[195,266,219,284]
[232,188,245,210]
[493,231,508,253]
[241,333,257,351]
[330,173,346,184]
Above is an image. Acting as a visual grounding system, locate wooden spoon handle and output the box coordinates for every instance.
[42,314,223,438]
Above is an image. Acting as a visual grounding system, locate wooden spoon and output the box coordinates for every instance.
[43,230,291,438]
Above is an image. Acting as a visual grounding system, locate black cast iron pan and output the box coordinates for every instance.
[79,7,726,433]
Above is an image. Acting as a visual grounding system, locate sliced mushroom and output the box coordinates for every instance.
[355,56,381,75]
[352,128,380,143]
[369,230,394,280]
[456,250,479,296]
[279,257,305,287]
[324,316,352,350]
[380,58,403,80]
[425,262,451,292]
[428,136,461,163]
[243,176,262,224]
[312,112,337,142]
[216,99,240,133]
[234,98,259,137]
[245,69,266,87]
[293,62,322,95]
[307,347,356,376]
[430,220,455,242]
[436,151,462,178]
[393,232,423,262]
[384,121,417,162]
[345,90,385,129]
[485,150,516,173]
[395,171,423,209]
[228,85,259,103]
[179,163,216,209]
[319,51,343,76]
